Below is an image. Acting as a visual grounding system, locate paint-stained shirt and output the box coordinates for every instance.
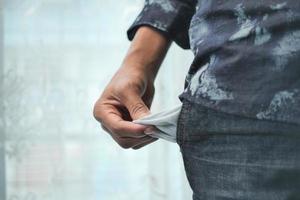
[127,0,300,126]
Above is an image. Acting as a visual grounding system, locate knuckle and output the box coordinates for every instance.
[115,82,135,93]
[93,104,103,122]
[117,82,131,91]
[130,102,146,115]
[118,141,132,149]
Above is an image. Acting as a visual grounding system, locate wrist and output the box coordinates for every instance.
[118,62,155,87]
[122,26,171,82]
[122,51,157,81]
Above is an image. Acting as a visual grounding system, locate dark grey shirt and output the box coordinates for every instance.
[127,0,300,126]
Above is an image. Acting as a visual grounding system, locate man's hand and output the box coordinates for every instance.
[93,64,157,149]
[93,27,171,149]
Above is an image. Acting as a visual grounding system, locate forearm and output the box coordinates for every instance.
[94,28,170,149]
[122,26,172,82]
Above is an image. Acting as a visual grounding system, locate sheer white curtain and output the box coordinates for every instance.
[2,0,194,199]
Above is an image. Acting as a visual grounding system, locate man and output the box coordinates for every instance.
[94,0,300,199]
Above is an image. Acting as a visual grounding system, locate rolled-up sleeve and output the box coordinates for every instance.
[127,0,197,49]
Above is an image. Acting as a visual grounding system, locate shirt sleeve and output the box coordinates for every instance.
[127,0,197,49]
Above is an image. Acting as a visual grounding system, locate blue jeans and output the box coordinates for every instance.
[177,99,300,200]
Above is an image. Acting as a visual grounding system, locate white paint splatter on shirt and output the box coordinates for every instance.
[270,2,287,10]
[230,20,256,41]
[229,4,256,41]
[229,4,273,44]
[257,89,299,120]
[189,17,210,54]
[235,3,247,23]
[262,14,269,21]
[190,63,209,95]
[254,27,271,45]
[190,55,234,101]
[148,0,175,13]
[272,30,300,71]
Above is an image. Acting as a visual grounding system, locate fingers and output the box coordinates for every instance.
[95,104,147,138]
[110,133,155,149]
[120,90,150,120]
[132,138,158,150]
[93,84,155,149]
[95,102,158,149]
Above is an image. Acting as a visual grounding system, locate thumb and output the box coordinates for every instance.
[122,91,150,120]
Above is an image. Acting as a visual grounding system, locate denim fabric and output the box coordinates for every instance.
[177,99,300,200]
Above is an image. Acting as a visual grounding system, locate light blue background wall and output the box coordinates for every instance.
[2,1,194,199]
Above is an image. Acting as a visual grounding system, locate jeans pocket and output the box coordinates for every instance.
[176,99,192,147]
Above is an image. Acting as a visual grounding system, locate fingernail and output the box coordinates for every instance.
[144,126,155,135]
